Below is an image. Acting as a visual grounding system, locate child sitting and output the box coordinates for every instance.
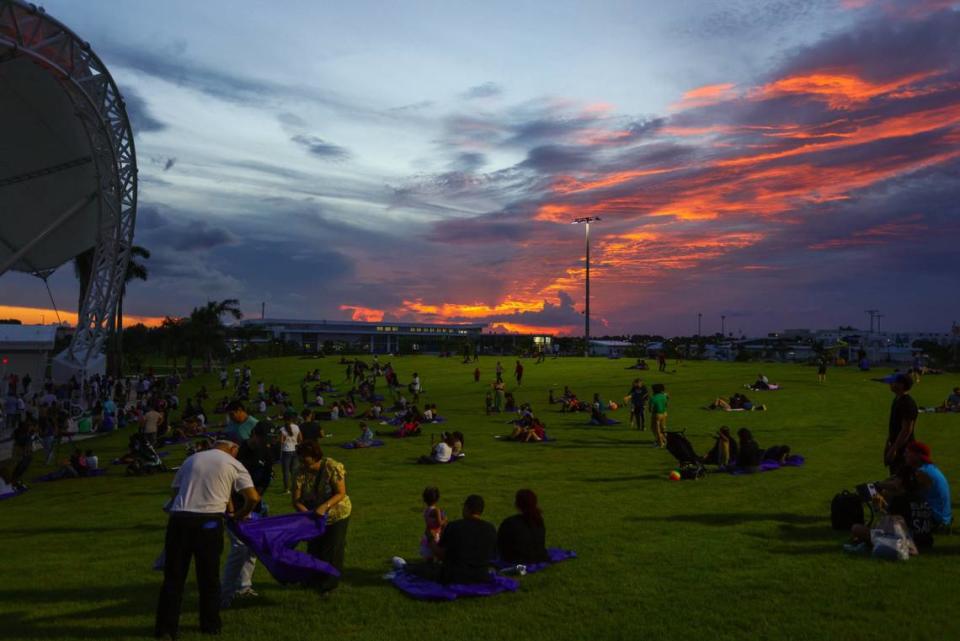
[353,422,376,448]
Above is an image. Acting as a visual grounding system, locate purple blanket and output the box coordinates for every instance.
[0,488,26,501]
[729,454,805,475]
[391,571,518,601]
[494,547,577,574]
[229,512,339,585]
[340,440,385,449]
[34,468,107,482]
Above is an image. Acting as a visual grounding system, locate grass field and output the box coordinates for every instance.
[2,356,958,641]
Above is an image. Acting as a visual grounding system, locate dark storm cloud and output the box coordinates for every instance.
[427,211,536,244]
[461,82,503,99]
[680,0,834,39]
[521,145,595,172]
[122,86,165,133]
[775,7,960,81]
[452,152,487,172]
[290,134,351,160]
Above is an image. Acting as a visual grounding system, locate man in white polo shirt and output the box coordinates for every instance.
[155,440,259,639]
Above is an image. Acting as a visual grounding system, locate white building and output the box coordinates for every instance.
[589,340,634,357]
[0,324,58,388]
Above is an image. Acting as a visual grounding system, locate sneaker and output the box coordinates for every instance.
[842,542,868,554]
[382,571,397,580]
[391,556,407,570]
[235,587,259,598]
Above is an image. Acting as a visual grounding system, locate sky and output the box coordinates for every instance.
[2,0,960,336]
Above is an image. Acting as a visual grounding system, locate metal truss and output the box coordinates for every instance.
[0,0,138,378]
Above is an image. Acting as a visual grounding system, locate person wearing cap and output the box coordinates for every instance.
[155,440,259,639]
[220,423,274,608]
[851,441,952,550]
[885,373,918,476]
[225,401,258,443]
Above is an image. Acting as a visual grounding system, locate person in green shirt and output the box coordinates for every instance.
[649,384,669,448]
[225,401,259,442]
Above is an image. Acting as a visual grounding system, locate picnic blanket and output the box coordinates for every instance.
[0,488,27,501]
[229,512,339,584]
[494,435,555,443]
[390,571,518,601]
[34,468,107,483]
[340,440,385,449]
[494,548,577,574]
[728,454,805,475]
[588,417,620,426]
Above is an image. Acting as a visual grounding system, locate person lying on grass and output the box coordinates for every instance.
[848,441,952,552]
[707,393,767,412]
[749,373,771,390]
[735,428,792,473]
[401,494,497,584]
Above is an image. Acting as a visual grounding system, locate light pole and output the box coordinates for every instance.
[697,312,702,337]
[721,315,726,337]
[572,216,601,357]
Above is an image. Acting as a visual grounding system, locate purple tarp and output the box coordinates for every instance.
[728,454,805,475]
[0,488,26,501]
[391,571,519,601]
[340,440,385,449]
[34,468,107,483]
[229,512,339,585]
[494,547,577,574]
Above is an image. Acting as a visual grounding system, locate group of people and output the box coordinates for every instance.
[394,488,550,583]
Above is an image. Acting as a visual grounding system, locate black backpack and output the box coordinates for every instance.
[830,490,865,530]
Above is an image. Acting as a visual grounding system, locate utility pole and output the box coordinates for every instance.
[261,302,265,320]
[865,309,878,333]
[721,314,726,337]
[697,312,702,337]
[572,216,600,357]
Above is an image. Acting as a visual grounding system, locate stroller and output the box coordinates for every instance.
[665,430,706,480]
[126,434,168,476]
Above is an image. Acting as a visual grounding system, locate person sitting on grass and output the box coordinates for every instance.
[702,427,738,467]
[420,487,447,561]
[497,489,548,565]
[849,441,952,552]
[507,417,547,442]
[933,387,960,413]
[402,494,497,585]
[750,373,771,391]
[352,422,376,448]
[417,433,455,464]
[735,428,763,473]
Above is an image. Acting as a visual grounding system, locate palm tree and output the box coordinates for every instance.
[72,247,95,315]
[185,299,243,373]
[114,246,150,375]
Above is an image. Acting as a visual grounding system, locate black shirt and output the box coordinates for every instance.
[439,518,497,584]
[738,439,762,468]
[234,440,272,511]
[888,494,935,549]
[300,420,324,441]
[497,514,548,564]
[887,394,918,446]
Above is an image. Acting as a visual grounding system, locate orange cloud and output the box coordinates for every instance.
[755,70,940,109]
[0,305,164,327]
[400,298,544,319]
[672,83,737,110]
[339,305,385,322]
[488,322,575,335]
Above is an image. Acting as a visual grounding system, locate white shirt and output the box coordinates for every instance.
[143,410,163,434]
[169,449,253,514]
[330,405,340,420]
[87,455,99,470]
[432,442,452,463]
[280,424,301,452]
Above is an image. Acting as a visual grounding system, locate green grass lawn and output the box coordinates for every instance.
[2,356,958,641]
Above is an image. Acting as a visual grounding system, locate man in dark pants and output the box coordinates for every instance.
[155,440,259,639]
[627,379,648,432]
[885,373,918,476]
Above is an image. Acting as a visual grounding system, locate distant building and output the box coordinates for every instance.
[241,318,485,353]
[589,339,634,357]
[0,324,58,385]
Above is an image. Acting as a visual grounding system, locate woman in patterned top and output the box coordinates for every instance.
[292,440,352,591]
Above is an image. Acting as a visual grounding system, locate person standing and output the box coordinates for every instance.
[142,403,164,446]
[220,425,273,608]
[225,401,258,443]
[817,358,828,383]
[155,440,259,639]
[292,441,351,592]
[627,379,649,432]
[515,361,524,385]
[279,411,302,493]
[649,383,668,448]
[885,373,918,476]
